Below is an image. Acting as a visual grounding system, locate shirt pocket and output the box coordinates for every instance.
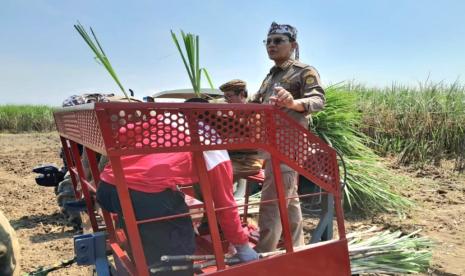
[280,80,301,99]
[279,81,291,91]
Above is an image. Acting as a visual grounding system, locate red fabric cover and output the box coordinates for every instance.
[100,152,196,193]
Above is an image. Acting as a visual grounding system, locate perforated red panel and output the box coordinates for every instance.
[54,107,105,154]
[107,108,192,150]
[100,104,271,152]
[55,112,81,140]
[194,108,270,147]
[77,110,105,150]
[54,102,340,193]
[274,113,338,191]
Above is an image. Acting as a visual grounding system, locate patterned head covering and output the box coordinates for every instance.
[267,22,300,60]
[267,22,297,41]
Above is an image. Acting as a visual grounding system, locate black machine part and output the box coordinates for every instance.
[32,164,66,187]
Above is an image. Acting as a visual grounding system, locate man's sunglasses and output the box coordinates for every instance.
[263,37,289,46]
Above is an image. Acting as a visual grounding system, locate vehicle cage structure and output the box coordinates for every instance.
[54,102,351,276]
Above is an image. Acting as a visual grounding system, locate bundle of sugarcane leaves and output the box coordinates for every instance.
[74,22,130,101]
[311,84,411,213]
[348,227,433,275]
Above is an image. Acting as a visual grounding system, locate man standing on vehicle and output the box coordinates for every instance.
[251,22,326,252]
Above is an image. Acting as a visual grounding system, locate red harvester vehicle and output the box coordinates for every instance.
[54,101,351,275]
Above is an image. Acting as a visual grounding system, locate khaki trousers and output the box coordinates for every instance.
[256,161,304,252]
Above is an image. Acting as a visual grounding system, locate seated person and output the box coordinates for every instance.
[219,80,264,197]
[96,148,258,274]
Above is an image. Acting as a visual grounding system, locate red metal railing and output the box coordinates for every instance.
[54,102,351,276]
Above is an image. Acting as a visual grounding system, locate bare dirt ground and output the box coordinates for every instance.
[0,132,464,275]
[0,133,87,275]
[371,161,465,276]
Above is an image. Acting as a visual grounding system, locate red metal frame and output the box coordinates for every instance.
[54,102,350,276]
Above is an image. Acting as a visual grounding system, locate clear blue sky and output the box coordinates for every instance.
[1,0,464,105]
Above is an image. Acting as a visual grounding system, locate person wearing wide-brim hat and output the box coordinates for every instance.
[219,79,248,104]
[251,22,326,253]
[219,80,264,198]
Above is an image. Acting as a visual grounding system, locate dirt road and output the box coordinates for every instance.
[0,133,463,275]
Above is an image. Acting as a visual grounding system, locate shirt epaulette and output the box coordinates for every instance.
[292,61,309,69]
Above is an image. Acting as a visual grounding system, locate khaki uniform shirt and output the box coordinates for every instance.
[250,59,325,129]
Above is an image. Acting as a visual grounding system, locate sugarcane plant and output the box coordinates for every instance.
[74,22,130,101]
[354,81,465,172]
[311,84,411,212]
[348,227,433,274]
[170,30,214,98]
[154,227,433,274]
